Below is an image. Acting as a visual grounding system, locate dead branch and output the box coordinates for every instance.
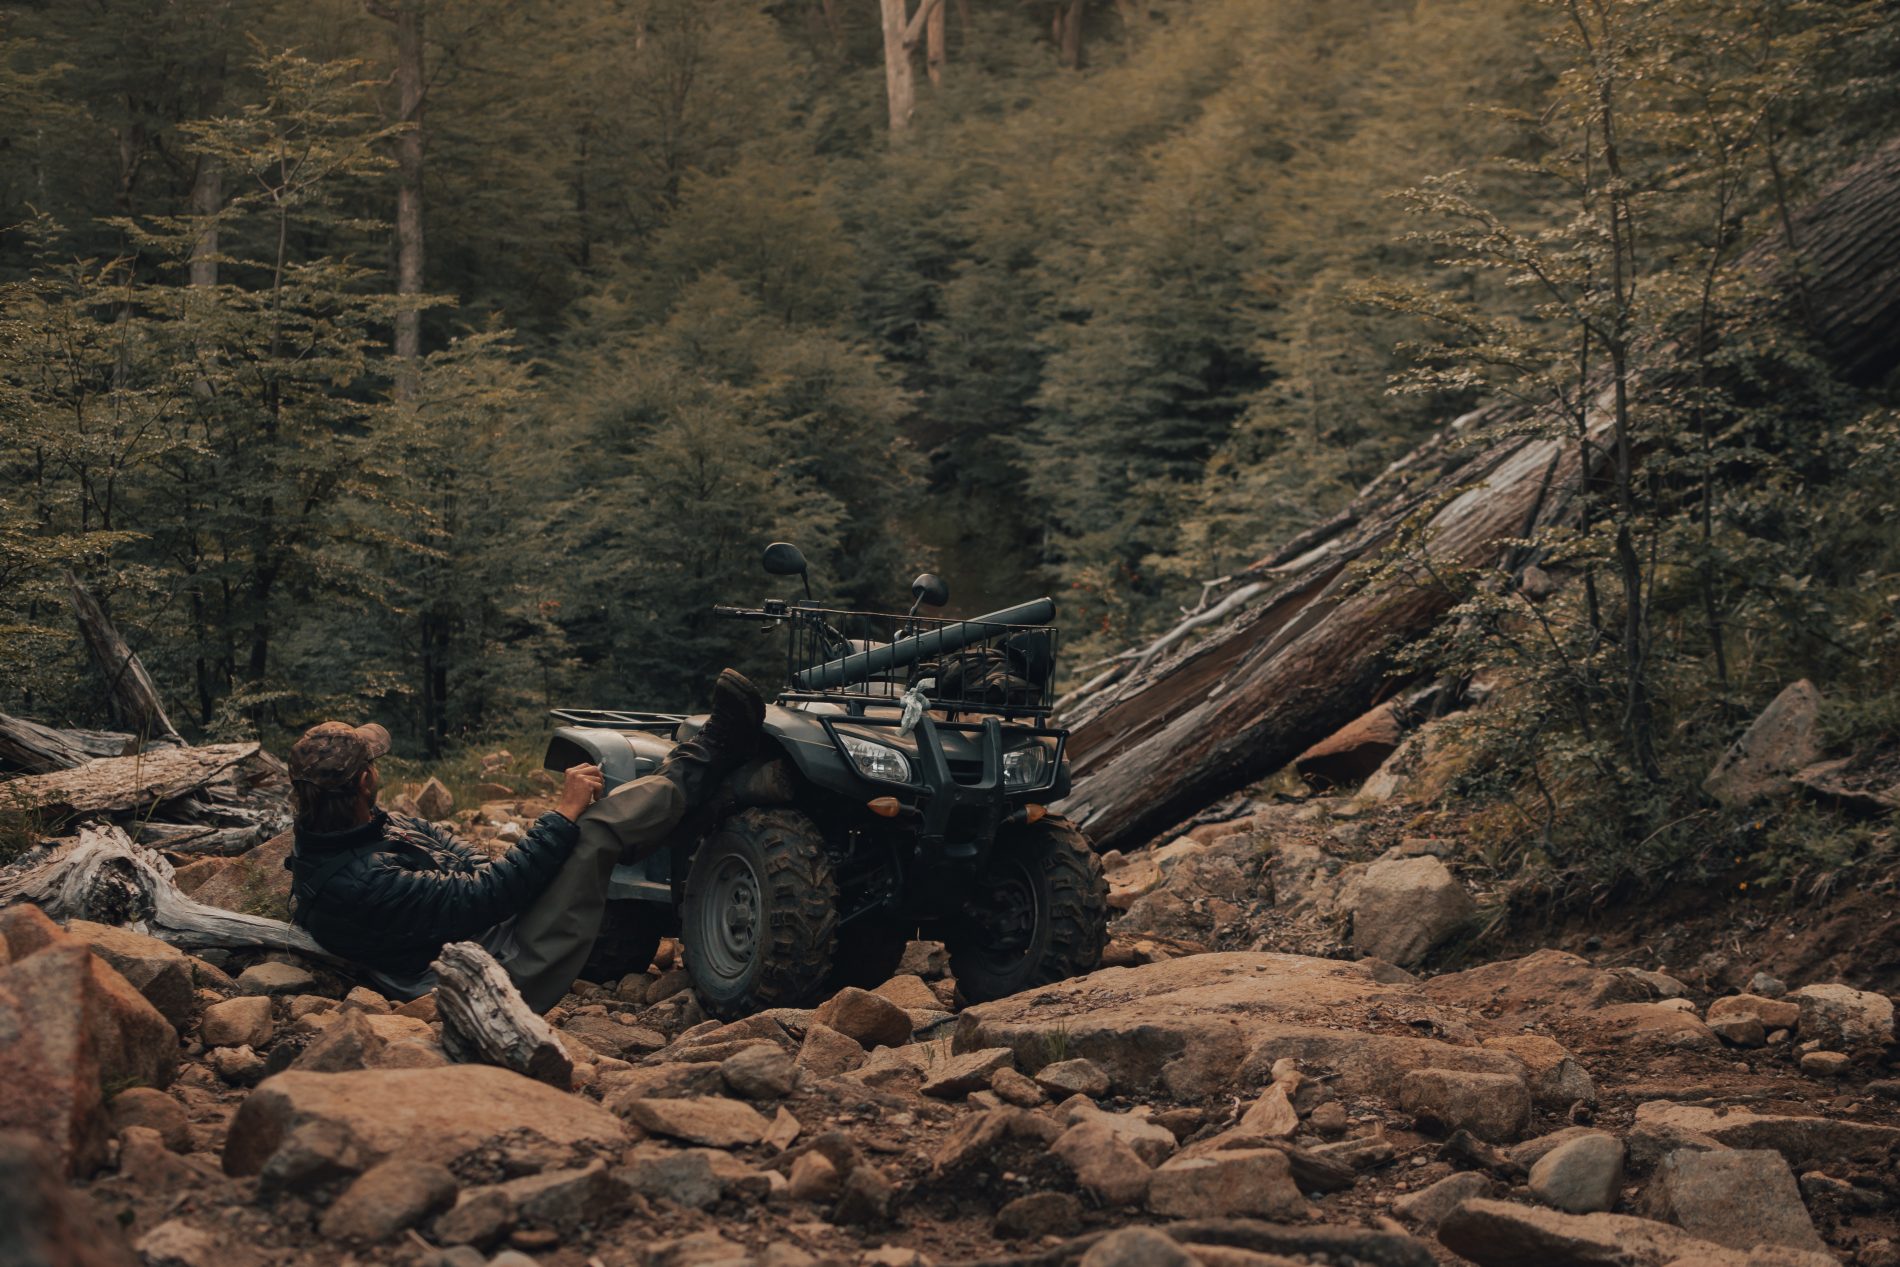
[0,823,333,957]
[432,940,573,1088]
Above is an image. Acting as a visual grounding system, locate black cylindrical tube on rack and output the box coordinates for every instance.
[794,597,1056,691]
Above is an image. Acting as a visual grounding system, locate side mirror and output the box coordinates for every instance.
[763,542,809,578]
[910,573,950,610]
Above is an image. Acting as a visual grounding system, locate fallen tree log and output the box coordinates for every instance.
[433,940,572,1088]
[1056,136,1900,854]
[133,821,273,857]
[0,823,333,958]
[0,743,259,819]
[0,712,133,774]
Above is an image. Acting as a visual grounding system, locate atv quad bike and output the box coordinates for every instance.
[543,543,1109,1018]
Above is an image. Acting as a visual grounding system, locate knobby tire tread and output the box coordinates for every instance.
[689,807,838,1019]
[952,813,1109,1001]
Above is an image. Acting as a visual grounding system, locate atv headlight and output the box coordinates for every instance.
[840,734,912,783]
[1003,741,1053,790]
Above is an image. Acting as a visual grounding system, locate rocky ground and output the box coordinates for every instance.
[6,765,1900,1267]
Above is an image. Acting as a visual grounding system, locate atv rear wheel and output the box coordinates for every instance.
[945,815,1108,1003]
[581,899,669,985]
[682,807,838,1019]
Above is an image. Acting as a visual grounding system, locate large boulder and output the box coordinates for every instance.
[1398,1069,1530,1142]
[813,988,912,1049]
[1146,1148,1305,1219]
[1422,949,1648,1021]
[1439,1198,1836,1267]
[223,1067,627,1176]
[64,921,196,1029]
[615,1097,768,1148]
[0,1130,139,1267]
[1478,1034,1597,1108]
[1589,1003,1720,1051]
[1631,1101,1900,1170]
[415,778,454,821]
[0,903,68,960]
[954,952,1534,1100]
[0,938,178,1175]
[189,830,293,919]
[1643,1149,1826,1254]
[1703,680,1824,808]
[1527,1133,1623,1214]
[1785,983,1894,1050]
[1344,856,1475,966]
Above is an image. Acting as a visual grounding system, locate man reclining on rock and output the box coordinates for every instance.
[283,669,766,1011]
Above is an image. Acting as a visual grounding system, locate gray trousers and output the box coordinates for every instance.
[502,774,686,1011]
[368,775,687,1013]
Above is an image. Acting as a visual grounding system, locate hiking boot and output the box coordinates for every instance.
[657,669,766,810]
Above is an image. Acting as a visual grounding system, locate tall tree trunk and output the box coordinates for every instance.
[879,0,918,135]
[927,0,947,87]
[1057,0,1086,68]
[188,158,220,289]
[389,0,427,395]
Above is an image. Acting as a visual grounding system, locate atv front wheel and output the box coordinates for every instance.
[946,815,1108,1002]
[581,899,670,985]
[682,808,838,1019]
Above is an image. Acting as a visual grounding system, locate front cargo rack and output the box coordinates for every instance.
[773,603,1058,719]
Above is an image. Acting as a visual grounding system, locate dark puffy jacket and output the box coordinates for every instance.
[287,808,578,972]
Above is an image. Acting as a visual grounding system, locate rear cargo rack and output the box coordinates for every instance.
[548,709,688,732]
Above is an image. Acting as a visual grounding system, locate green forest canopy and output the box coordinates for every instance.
[2,0,1896,790]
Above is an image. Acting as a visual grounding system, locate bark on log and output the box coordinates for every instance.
[0,713,132,773]
[65,573,182,745]
[133,821,272,857]
[1055,136,1900,855]
[432,940,573,1089]
[0,743,258,819]
[0,823,333,957]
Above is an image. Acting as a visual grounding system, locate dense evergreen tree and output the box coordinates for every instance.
[0,0,1894,776]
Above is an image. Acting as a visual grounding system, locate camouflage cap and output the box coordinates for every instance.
[287,721,391,788]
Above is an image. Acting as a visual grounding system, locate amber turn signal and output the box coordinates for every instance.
[1024,803,1047,824]
[868,797,902,818]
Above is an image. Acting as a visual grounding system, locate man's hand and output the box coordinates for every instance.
[556,763,605,822]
